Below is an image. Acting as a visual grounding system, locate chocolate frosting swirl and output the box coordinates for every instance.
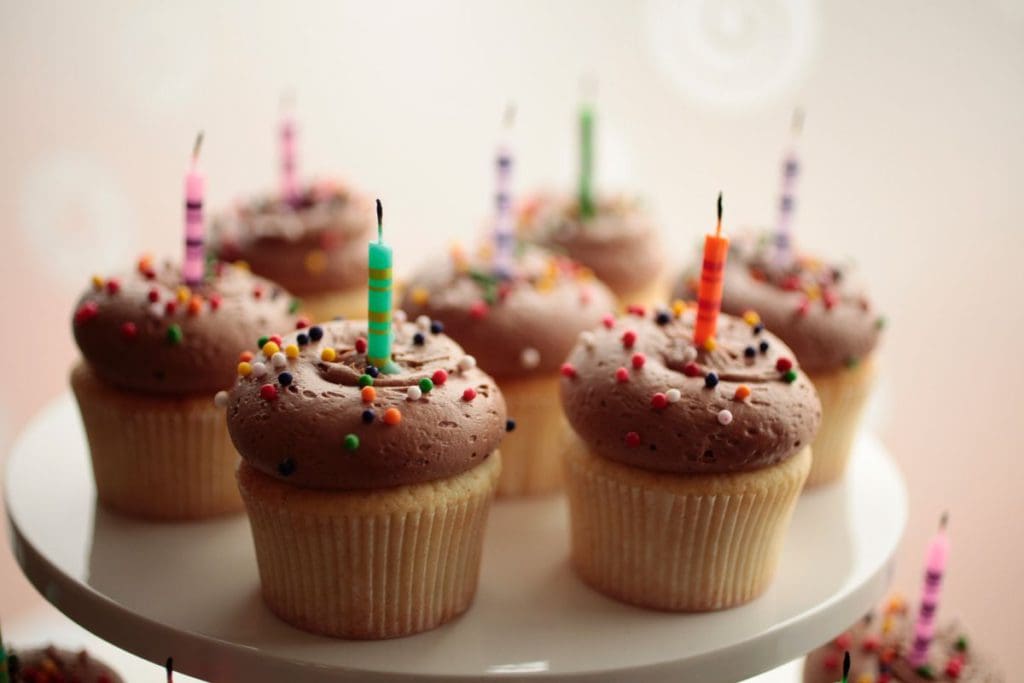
[225,319,507,490]
[673,233,883,374]
[518,193,664,298]
[400,246,617,377]
[213,180,374,295]
[560,309,820,474]
[72,260,297,395]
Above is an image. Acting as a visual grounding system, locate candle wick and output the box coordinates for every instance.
[376,198,383,243]
[716,192,723,237]
[940,511,949,530]
[192,131,204,163]
[841,651,850,683]
[165,657,174,682]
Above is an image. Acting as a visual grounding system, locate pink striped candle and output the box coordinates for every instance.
[773,109,803,268]
[908,513,950,667]
[492,104,515,277]
[280,100,300,205]
[182,133,205,287]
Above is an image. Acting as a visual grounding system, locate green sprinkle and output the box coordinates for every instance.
[783,369,797,383]
[258,335,269,348]
[343,434,360,451]
[289,298,302,314]
[469,269,499,305]
[419,377,434,394]
[955,635,968,652]
[875,316,887,330]
[358,374,374,387]
[915,664,935,680]
[166,324,183,345]
[844,356,860,369]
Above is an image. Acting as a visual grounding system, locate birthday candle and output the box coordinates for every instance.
[182,132,205,287]
[493,104,516,277]
[694,193,729,348]
[280,96,300,205]
[908,513,950,667]
[774,109,803,268]
[367,199,395,372]
[578,100,595,219]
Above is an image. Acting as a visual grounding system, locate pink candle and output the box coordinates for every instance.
[182,133,205,287]
[280,99,299,205]
[908,513,950,667]
[492,103,515,277]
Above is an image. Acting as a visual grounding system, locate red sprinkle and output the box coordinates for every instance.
[621,330,637,349]
[683,362,702,377]
[355,337,368,354]
[823,652,839,670]
[862,634,880,652]
[560,362,577,378]
[651,392,668,410]
[74,301,99,325]
[252,287,264,300]
[270,335,283,346]
[781,274,801,291]
[834,632,852,649]
[823,289,839,310]
[601,313,615,329]
[209,294,222,311]
[776,357,793,372]
[462,387,477,402]
[120,321,137,340]
[631,352,646,370]
[164,301,177,316]
[626,304,645,317]
[615,367,629,383]
[105,278,121,295]
[432,369,448,386]
[295,316,310,329]
[469,300,489,320]
[946,657,963,679]
[624,431,641,447]
[147,288,160,303]
[796,298,810,317]
[260,384,278,401]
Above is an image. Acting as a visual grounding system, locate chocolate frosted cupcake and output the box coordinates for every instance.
[518,193,664,307]
[227,319,505,639]
[673,234,882,487]
[803,597,1003,683]
[400,245,616,496]
[5,645,123,682]
[214,179,374,322]
[71,258,297,519]
[559,308,819,610]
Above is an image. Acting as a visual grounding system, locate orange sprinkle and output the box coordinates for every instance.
[383,407,402,425]
[176,286,191,303]
[702,337,717,352]
[734,385,751,400]
[237,362,252,377]
[239,351,254,362]
[285,344,299,359]
[410,287,430,306]
[361,386,376,403]
[321,347,337,362]
[187,296,203,316]
[885,595,906,614]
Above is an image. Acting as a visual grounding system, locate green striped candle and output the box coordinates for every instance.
[368,199,396,372]
[578,103,595,219]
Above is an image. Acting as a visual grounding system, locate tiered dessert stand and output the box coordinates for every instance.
[5,395,906,682]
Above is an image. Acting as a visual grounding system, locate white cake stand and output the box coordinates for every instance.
[5,395,906,683]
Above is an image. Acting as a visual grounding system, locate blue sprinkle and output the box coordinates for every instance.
[506,419,516,432]
[744,346,756,358]
[365,364,379,378]
[297,333,309,346]
[753,323,764,335]
[430,320,444,335]
[361,410,375,424]
[413,332,426,346]
[704,372,719,388]
[278,372,293,386]
[655,311,671,326]
[277,458,296,476]
[309,326,324,341]
[759,340,769,353]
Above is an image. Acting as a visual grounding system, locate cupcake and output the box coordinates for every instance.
[3,645,123,682]
[673,234,882,487]
[518,193,664,307]
[71,258,297,519]
[400,245,616,496]
[226,319,506,639]
[803,596,1003,683]
[214,180,374,322]
[559,308,820,610]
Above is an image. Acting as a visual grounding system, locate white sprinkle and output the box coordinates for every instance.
[579,331,596,349]
[393,309,408,324]
[416,315,431,330]
[213,390,229,408]
[407,386,422,401]
[717,409,733,425]
[251,362,268,378]
[147,303,163,319]
[666,389,681,403]
[458,355,477,372]
[271,352,287,368]
[681,346,698,364]
[520,347,540,369]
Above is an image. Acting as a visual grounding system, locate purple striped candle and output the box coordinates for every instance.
[774,109,803,268]
[182,132,205,287]
[280,98,299,205]
[908,513,950,667]
[492,104,516,276]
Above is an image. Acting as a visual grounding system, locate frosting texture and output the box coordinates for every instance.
[518,193,663,297]
[560,308,820,474]
[673,233,883,373]
[225,319,507,490]
[214,180,373,295]
[72,259,298,395]
[400,245,617,377]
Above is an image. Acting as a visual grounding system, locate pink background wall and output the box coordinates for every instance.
[2,0,1022,673]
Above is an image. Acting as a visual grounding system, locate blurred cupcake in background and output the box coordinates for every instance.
[1,642,123,682]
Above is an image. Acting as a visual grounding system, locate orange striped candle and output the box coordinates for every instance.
[693,193,729,348]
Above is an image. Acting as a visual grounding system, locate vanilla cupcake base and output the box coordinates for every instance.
[70,362,243,520]
[299,286,367,324]
[804,356,877,488]
[614,276,668,311]
[237,451,501,639]
[564,435,810,611]
[496,375,568,497]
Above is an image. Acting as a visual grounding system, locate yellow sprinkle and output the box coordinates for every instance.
[857,674,874,683]
[321,347,337,362]
[237,362,252,377]
[91,275,104,290]
[577,266,595,281]
[804,283,822,301]
[285,344,299,359]
[304,249,327,275]
[703,337,717,352]
[535,276,555,293]
[742,310,761,326]
[411,287,430,306]
[177,286,191,303]
[672,299,686,317]
[233,260,251,272]
[886,594,906,614]
[262,341,280,357]
[882,615,893,634]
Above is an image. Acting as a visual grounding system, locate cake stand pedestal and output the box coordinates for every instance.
[5,395,906,683]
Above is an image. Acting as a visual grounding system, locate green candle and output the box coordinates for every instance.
[578,104,595,219]
[368,199,396,372]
